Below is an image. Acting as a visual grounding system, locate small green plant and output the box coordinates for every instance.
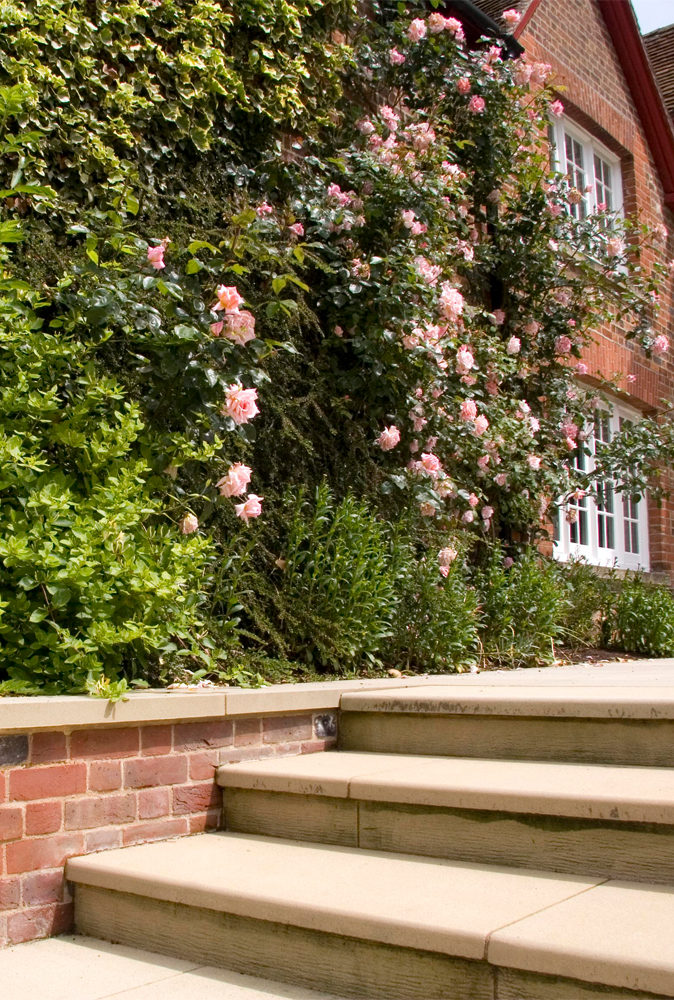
[275,484,405,671]
[609,577,674,656]
[474,549,566,669]
[389,555,479,673]
[556,560,614,649]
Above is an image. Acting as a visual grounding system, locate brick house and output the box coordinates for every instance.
[449,0,674,580]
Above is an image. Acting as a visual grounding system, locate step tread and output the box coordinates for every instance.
[339,685,674,719]
[66,833,674,996]
[217,751,674,824]
[67,832,598,962]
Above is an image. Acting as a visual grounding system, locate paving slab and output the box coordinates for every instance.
[67,832,599,962]
[217,751,674,823]
[488,880,674,997]
[0,935,346,1000]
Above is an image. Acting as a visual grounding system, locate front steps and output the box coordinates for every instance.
[67,683,674,999]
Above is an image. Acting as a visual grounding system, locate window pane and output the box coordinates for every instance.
[594,154,613,212]
[565,133,587,218]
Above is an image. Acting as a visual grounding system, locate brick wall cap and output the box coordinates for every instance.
[0,677,455,734]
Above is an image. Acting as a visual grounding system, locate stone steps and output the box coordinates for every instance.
[216,750,674,883]
[65,682,674,999]
[338,685,674,765]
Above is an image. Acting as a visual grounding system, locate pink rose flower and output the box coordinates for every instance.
[550,100,564,117]
[288,222,304,237]
[460,399,478,421]
[427,12,447,33]
[216,463,252,498]
[503,556,514,569]
[555,335,573,355]
[420,452,442,476]
[513,61,533,85]
[456,77,471,94]
[210,321,224,337]
[576,362,589,374]
[491,309,506,325]
[214,285,244,313]
[653,335,669,355]
[439,283,464,321]
[147,244,166,270]
[224,384,259,425]
[462,509,475,524]
[606,236,625,257]
[530,62,551,85]
[474,414,489,435]
[445,17,464,38]
[389,47,406,64]
[420,502,436,517]
[495,472,507,487]
[377,425,401,451]
[468,95,486,114]
[506,336,521,355]
[468,493,479,508]
[481,505,494,520]
[456,345,475,374]
[407,18,427,41]
[527,454,541,470]
[179,513,199,535]
[357,119,375,135]
[502,8,521,27]
[486,380,500,397]
[256,203,274,216]
[477,454,490,469]
[223,310,256,346]
[235,494,263,523]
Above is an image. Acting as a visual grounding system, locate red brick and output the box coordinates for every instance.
[138,787,170,820]
[9,763,86,802]
[173,721,233,751]
[122,817,188,847]
[0,771,6,804]
[218,745,278,766]
[25,801,62,836]
[5,833,85,875]
[71,728,139,759]
[172,782,220,816]
[21,869,68,906]
[84,828,123,853]
[30,732,68,765]
[262,715,313,744]
[188,751,219,781]
[7,902,73,945]
[124,756,188,789]
[65,794,136,831]
[0,806,23,842]
[188,809,221,834]
[88,760,122,793]
[301,739,336,754]
[0,876,20,910]
[233,719,262,746]
[140,725,173,756]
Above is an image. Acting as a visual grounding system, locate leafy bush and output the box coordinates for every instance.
[608,577,674,657]
[271,485,406,671]
[474,549,566,669]
[555,560,614,649]
[389,555,479,673]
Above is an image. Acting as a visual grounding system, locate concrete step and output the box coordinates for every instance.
[0,935,348,1000]
[66,832,674,999]
[216,751,674,883]
[338,685,674,766]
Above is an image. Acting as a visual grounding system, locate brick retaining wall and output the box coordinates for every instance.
[0,705,337,948]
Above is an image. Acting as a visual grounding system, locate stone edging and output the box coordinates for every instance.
[0,676,454,734]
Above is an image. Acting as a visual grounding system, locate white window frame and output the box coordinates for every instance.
[549,117,624,219]
[553,400,650,572]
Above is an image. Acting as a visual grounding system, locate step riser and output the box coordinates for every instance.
[74,884,670,1000]
[74,884,493,1000]
[339,712,674,766]
[224,788,674,884]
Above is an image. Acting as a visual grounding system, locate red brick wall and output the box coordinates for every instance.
[521,0,674,578]
[0,712,336,948]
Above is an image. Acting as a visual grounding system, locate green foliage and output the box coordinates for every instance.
[0,280,214,694]
[390,556,479,673]
[608,577,674,657]
[474,548,566,669]
[273,484,406,670]
[555,560,613,649]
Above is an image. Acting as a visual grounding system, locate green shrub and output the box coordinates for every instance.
[474,549,566,669]
[609,577,674,657]
[389,555,479,673]
[272,484,406,671]
[555,560,614,649]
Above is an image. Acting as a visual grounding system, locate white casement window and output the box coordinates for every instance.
[553,402,649,572]
[549,118,624,218]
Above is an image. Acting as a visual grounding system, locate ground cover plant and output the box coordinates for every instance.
[1,1,673,693]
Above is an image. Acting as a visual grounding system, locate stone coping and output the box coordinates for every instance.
[0,676,453,735]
